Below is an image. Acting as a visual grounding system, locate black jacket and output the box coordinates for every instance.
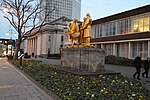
[143,60,150,70]
[134,56,142,68]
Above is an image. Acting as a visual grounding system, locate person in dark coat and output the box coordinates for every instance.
[133,55,142,80]
[142,58,150,78]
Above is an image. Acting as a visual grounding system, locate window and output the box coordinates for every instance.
[133,18,139,32]
[103,44,113,55]
[116,43,128,58]
[131,42,148,58]
[143,16,149,31]
[133,15,150,32]
[112,22,116,35]
[96,26,99,38]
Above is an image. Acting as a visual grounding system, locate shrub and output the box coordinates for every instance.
[105,55,134,66]
[24,52,31,59]
[47,53,61,58]
[7,55,13,60]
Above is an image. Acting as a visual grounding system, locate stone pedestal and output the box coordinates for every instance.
[61,48,105,72]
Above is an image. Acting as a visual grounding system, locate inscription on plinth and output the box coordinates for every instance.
[61,48,105,72]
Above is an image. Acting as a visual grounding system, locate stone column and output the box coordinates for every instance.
[35,37,37,56]
[33,37,35,54]
[27,39,29,54]
[101,44,104,49]
[148,41,150,57]
[31,39,33,54]
[30,39,32,55]
[113,43,116,56]
[128,42,131,59]
[28,39,31,55]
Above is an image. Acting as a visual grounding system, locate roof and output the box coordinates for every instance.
[92,4,150,25]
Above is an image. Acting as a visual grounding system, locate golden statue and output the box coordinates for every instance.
[81,13,92,47]
[67,18,80,46]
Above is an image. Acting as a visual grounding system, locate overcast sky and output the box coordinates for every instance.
[0,0,150,39]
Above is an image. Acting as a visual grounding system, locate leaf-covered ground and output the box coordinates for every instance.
[10,60,150,100]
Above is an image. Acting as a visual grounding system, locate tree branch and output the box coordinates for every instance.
[4,16,18,31]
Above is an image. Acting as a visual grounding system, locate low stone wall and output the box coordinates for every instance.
[61,48,105,72]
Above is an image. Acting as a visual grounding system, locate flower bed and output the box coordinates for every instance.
[10,60,150,100]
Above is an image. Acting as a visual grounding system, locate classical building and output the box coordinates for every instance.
[91,5,150,59]
[24,17,71,57]
[40,0,81,23]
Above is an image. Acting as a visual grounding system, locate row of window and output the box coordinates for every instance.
[93,14,150,38]
[103,41,148,59]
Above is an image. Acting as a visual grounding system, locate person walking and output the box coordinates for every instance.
[133,55,142,80]
[142,58,150,78]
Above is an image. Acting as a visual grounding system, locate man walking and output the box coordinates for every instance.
[142,57,150,78]
[133,55,142,80]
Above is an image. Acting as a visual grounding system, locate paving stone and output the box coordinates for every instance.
[0,58,54,100]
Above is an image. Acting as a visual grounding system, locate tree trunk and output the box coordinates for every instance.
[14,38,21,60]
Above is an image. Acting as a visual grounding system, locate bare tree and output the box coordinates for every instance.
[0,0,56,59]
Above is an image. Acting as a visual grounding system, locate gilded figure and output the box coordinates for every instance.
[67,18,80,46]
[80,13,92,47]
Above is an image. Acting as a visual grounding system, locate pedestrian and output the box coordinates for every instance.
[133,55,142,80]
[142,57,150,78]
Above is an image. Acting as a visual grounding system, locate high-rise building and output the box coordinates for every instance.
[40,0,81,23]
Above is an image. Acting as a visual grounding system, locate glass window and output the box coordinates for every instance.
[144,42,148,58]
[133,15,150,32]
[112,22,116,35]
[99,25,102,37]
[94,27,96,38]
[133,18,139,32]
[131,41,148,58]
[96,26,99,38]
[128,19,132,33]
[103,44,113,55]
[143,16,149,31]
[132,42,137,58]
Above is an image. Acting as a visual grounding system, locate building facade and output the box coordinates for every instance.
[91,5,150,59]
[40,0,81,23]
[24,17,71,57]
[0,39,15,56]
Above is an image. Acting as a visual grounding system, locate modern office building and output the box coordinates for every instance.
[40,0,81,23]
[91,5,150,59]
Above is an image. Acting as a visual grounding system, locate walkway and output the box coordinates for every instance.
[31,57,150,91]
[0,58,54,100]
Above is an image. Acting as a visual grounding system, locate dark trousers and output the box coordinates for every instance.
[133,67,141,79]
[142,69,149,77]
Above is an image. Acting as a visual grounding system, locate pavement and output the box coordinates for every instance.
[30,57,150,91]
[0,58,54,100]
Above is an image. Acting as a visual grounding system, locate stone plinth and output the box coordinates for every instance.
[61,48,105,72]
